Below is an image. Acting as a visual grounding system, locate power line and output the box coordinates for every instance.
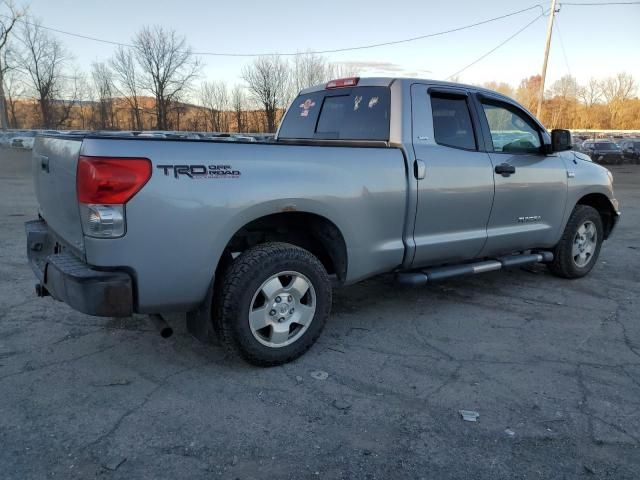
[446,11,546,80]
[554,16,572,76]
[1,4,546,57]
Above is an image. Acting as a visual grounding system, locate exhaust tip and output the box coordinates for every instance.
[159,326,174,339]
[149,314,173,339]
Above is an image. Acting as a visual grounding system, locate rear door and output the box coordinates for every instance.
[410,84,495,267]
[473,94,568,255]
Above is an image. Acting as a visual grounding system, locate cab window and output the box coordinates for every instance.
[481,101,542,154]
[430,95,477,150]
[278,87,390,141]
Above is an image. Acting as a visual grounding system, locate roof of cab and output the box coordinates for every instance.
[298,77,514,103]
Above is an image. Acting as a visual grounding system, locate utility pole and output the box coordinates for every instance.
[536,0,559,120]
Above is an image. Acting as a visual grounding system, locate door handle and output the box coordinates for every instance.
[414,159,426,180]
[39,155,50,173]
[494,163,515,177]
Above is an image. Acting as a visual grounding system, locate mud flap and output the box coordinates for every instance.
[186,278,216,344]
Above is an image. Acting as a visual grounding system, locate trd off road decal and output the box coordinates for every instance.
[157,165,241,179]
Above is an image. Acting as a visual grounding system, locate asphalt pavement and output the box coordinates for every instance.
[1,147,639,479]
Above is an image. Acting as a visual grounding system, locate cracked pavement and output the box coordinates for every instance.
[1,148,639,479]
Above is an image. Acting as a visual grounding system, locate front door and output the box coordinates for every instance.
[474,96,568,256]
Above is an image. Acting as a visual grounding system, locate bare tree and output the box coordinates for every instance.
[3,63,24,127]
[74,72,92,130]
[288,52,328,105]
[132,25,200,130]
[111,46,143,130]
[600,73,636,127]
[169,97,187,130]
[326,61,360,80]
[549,75,578,100]
[16,18,72,128]
[546,75,579,129]
[242,55,290,133]
[482,81,515,98]
[91,61,115,130]
[0,0,24,129]
[577,78,601,108]
[199,80,229,132]
[231,84,247,133]
[515,75,542,112]
[56,68,82,129]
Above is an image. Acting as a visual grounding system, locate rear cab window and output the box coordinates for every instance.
[278,87,390,141]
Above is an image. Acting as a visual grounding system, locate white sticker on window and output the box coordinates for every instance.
[368,97,379,108]
[353,95,363,111]
[299,98,316,117]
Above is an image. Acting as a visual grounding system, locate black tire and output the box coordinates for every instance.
[214,242,332,366]
[548,205,603,279]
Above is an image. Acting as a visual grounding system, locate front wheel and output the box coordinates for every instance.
[548,205,603,279]
[214,242,332,366]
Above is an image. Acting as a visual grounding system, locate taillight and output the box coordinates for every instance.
[77,156,151,204]
[77,156,151,238]
[326,77,359,89]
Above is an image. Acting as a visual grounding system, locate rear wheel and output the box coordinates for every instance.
[214,242,332,366]
[548,205,603,279]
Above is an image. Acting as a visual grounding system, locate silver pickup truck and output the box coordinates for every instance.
[26,77,620,365]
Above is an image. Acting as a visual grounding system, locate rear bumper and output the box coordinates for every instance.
[25,220,133,317]
[591,153,623,164]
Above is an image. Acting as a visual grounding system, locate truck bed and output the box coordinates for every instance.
[31,135,409,313]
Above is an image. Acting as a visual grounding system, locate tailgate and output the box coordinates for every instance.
[32,136,85,255]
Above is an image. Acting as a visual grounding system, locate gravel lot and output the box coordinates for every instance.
[1,147,639,479]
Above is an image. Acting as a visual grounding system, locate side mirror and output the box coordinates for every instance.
[551,129,572,152]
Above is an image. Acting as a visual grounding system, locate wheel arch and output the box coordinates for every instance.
[576,193,617,239]
[219,211,348,283]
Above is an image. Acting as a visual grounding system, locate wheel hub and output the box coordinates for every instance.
[271,295,295,321]
[249,272,316,348]
[572,221,597,267]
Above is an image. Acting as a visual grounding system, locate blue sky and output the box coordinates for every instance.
[26,0,640,91]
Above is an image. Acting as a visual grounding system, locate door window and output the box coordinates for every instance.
[430,95,477,150]
[481,101,541,154]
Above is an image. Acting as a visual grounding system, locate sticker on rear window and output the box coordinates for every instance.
[299,98,316,117]
[368,97,379,108]
[353,95,363,111]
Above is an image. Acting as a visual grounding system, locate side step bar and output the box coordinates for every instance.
[396,252,554,286]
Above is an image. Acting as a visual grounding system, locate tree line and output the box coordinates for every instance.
[1,1,638,133]
[484,73,639,130]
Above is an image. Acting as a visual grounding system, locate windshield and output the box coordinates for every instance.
[278,86,390,141]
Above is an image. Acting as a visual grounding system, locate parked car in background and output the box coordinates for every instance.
[228,135,258,142]
[619,139,640,163]
[581,140,623,164]
[10,135,35,150]
[136,131,167,138]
